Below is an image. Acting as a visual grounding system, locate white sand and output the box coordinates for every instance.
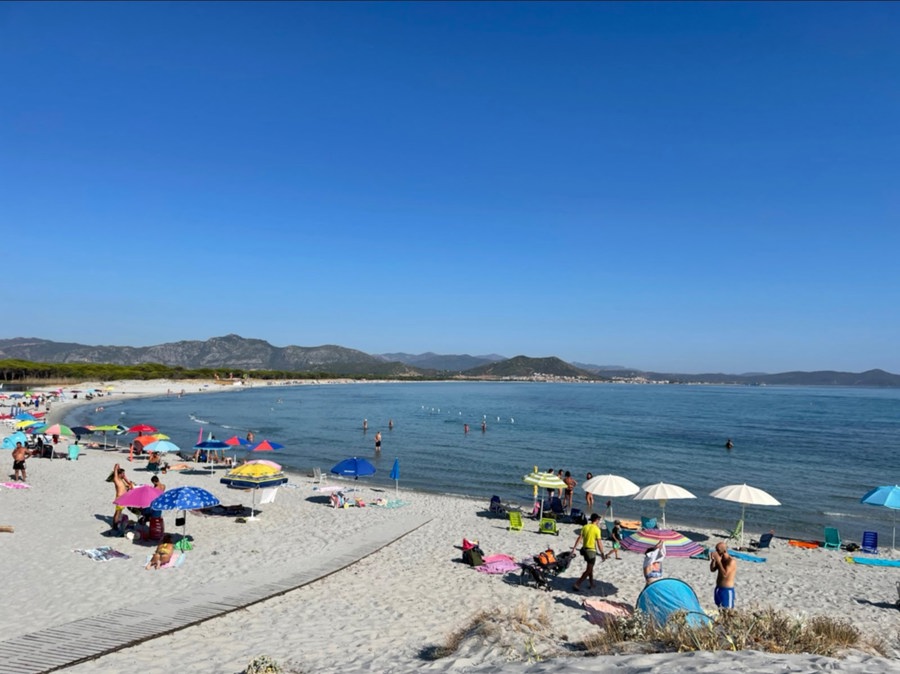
[1,380,898,673]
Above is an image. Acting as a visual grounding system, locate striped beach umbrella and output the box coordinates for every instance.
[620,528,705,558]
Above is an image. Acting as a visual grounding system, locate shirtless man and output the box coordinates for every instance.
[374,431,382,452]
[12,442,27,481]
[111,464,134,526]
[709,541,738,609]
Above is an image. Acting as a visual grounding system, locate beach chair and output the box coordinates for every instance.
[489,495,506,516]
[641,516,658,530]
[861,531,878,554]
[549,497,565,518]
[539,517,559,536]
[67,444,80,461]
[726,519,744,544]
[823,526,841,550]
[508,510,523,532]
[312,467,325,484]
[750,531,774,552]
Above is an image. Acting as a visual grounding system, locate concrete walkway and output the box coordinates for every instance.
[0,515,431,674]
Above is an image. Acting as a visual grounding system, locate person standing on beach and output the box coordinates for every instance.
[571,513,605,591]
[709,542,737,609]
[374,431,382,452]
[584,472,594,513]
[12,442,27,482]
[563,471,577,511]
[111,464,134,527]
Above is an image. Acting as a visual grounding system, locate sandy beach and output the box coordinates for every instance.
[1,380,898,673]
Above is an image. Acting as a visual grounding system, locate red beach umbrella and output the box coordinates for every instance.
[128,424,158,434]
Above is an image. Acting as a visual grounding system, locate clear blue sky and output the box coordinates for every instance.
[2,2,898,374]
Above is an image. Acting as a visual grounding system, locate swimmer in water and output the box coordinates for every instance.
[725,438,734,450]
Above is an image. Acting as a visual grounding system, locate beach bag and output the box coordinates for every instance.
[463,547,484,567]
[536,549,556,566]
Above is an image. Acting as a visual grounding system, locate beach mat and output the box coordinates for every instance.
[728,550,766,563]
[74,546,131,562]
[845,556,900,567]
[789,540,819,549]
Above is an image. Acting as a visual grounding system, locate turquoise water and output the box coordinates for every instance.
[65,382,900,541]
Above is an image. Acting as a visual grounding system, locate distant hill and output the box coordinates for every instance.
[0,337,897,385]
[462,356,596,379]
[0,335,419,377]
[380,352,505,372]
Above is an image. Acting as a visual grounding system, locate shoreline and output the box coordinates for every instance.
[3,379,898,672]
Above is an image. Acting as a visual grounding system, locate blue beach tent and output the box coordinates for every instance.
[636,578,712,628]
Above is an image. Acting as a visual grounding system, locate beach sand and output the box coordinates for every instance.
[1,380,898,673]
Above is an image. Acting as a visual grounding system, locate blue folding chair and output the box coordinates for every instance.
[861,531,878,554]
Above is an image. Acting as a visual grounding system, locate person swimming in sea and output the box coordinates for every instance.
[725,438,733,450]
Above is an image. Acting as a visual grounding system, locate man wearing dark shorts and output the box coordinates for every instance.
[571,513,605,591]
[12,442,27,481]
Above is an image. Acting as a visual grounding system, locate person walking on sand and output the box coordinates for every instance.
[571,513,605,591]
[709,541,737,609]
[12,442,27,482]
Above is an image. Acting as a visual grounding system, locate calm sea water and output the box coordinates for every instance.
[64,382,900,542]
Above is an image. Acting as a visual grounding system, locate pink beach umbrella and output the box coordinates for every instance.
[246,459,282,471]
[113,485,163,508]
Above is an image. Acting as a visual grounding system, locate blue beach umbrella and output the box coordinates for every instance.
[389,458,400,495]
[14,412,36,421]
[194,439,230,466]
[150,486,220,550]
[331,457,376,480]
[860,485,900,550]
[144,439,181,454]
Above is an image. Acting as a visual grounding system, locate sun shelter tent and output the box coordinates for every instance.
[636,578,712,628]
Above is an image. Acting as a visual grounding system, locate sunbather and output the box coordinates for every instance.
[146,534,175,570]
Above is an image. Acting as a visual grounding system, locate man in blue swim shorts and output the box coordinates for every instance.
[709,541,737,609]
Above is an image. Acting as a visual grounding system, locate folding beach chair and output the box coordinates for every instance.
[489,495,506,516]
[750,531,774,552]
[726,519,744,545]
[861,531,878,554]
[641,516,658,530]
[549,497,565,518]
[539,517,559,535]
[823,527,841,550]
[508,510,523,532]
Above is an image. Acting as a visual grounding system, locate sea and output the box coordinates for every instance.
[63,382,900,542]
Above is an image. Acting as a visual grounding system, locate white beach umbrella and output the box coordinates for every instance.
[710,483,781,549]
[582,474,640,520]
[523,471,567,520]
[632,482,696,529]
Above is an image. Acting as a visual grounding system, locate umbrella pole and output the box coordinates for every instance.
[248,488,258,521]
[740,504,747,549]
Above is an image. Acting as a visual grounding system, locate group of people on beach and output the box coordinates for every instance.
[568,512,738,608]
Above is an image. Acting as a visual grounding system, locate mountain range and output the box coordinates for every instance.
[1,336,898,386]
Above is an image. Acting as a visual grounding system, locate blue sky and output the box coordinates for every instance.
[2,2,898,374]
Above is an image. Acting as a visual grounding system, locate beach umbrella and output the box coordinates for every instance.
[113,485,163,509]
[249,440,284,452]
[43,423,74,437]
[70,426,95,438]
[221,463,288,521]
[632,482,696,529]
[14,413,37,421]
[860,485,900,550]
[150,486,220,550]
[710,483,780,549]
[621,528,706,558]
[144,440,181,454]
[224,435,251,446]
[582,474,640,520]
[92,424,121,448]
[523,471,567,519]
[14,420,40,429]
[390,457,400,495]
[127,424,158,434]
[193,439,230,467]
[331,457,376,479]
[245,459,282,470]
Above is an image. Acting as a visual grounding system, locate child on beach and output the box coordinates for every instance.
[610,520,623,560]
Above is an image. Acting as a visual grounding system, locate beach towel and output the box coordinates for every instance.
[727,550,766,563]
[789,540,820,549]
[1,482,31,489]
[476,554,518,574]
[845,556,900,567]
[144,552,185,569]
[73,546,131,562]
[583,599,634,626]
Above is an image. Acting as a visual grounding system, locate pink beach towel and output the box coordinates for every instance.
[1,482,31,489]
[476,554,518,574]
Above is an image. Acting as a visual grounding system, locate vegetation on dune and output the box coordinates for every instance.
[421,606,887,664]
